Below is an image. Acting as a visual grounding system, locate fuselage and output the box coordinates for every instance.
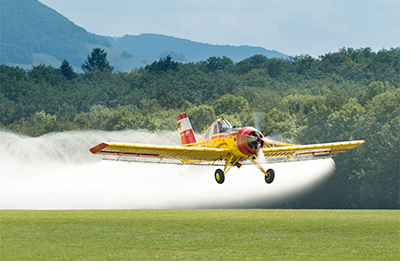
[181,118,264,161]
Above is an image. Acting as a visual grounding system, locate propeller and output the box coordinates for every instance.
[251,112,268,163]
[252,112,263,132]
[247,131,264,150]
[252,111,291,146]
[264,132,285,143]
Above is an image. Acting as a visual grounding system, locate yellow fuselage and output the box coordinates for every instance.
[179,117,266,166]
[181,131,243,163]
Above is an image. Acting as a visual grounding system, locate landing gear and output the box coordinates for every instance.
[265,168,275,184]
[248,156,275,184]
[215,169,225,184]
[214,155,240,184]
[214,156,275,184]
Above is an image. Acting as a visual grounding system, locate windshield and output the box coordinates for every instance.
[218,119,232,133]
[200,118,234,141]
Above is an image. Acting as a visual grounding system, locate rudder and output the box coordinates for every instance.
[177,113,197,145]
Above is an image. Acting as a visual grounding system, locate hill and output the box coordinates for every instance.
[108,34,289,63]
[1,0,289,72]
[0,0,110,67]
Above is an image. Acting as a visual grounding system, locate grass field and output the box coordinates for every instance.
[0,209,399,261]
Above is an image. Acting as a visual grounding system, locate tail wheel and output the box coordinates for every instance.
[265,168,275,184]
[215,169,225,184]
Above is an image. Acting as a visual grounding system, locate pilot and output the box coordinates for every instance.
[219,121,230,133]
[212,123,217,135]
[218,121,223,133]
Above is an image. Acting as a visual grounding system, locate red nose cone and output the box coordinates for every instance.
[236,127,264,156]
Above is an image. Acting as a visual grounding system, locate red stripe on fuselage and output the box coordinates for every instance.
[210,132,237,140]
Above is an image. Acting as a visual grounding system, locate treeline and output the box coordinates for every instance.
[0,47,400,209]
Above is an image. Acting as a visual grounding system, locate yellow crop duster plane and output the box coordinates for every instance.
[90,113,364,184]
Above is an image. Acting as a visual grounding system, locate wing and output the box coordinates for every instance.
[90,142,231,162]
[262,140,365,159]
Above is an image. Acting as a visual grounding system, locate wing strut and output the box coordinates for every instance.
[248,155,268,177]
[223,155,241,174]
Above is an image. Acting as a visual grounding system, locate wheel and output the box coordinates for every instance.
[265,168,275,184]
[215,169,225,184]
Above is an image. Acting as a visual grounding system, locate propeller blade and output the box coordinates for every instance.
[252,112,263,132]
[252,112,294,146]
[264,132,284,143]
[262,135,296,147]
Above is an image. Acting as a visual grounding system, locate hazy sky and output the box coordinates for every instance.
[38,0,400,57]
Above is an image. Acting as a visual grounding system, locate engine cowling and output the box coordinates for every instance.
[236,127,264,156]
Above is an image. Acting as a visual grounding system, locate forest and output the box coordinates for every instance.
[0,46,400,209]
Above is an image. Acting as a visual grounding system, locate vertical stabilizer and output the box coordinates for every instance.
[177,113,197,145]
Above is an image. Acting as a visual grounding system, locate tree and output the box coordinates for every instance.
[28,63,64,85]
[213,94,249,116]
[146,55,178,72]
[355,89,400,208]
[236,54,268,74]
[295,55,315,74]
[60,60,77,80]
[205,56,233,72]
[262,108,302,142]
[267,59,283,78]
[186,105,216,133]
[9,111,57,137]
[81,48,114,73]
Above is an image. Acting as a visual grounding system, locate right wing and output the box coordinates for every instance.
[262,140,365,159]
[90,142,231,162]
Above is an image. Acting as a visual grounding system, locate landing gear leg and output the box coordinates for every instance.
[214,156,241,184]
[248,156,275,184]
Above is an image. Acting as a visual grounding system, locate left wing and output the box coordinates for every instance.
[90,142,231,162]
[262,140,365,159]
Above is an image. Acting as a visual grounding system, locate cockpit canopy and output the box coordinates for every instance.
[200,117,239,140]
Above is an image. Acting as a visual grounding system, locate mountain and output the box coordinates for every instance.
[1,0,289,72]
[108,34,289,63]
[0,0,110,67]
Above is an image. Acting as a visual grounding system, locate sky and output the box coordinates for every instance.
[37,0,400,57]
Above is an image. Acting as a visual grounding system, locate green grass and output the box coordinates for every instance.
[0,209,399,261]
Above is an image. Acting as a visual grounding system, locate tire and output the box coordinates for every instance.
[265,168,275,184]
[215,169,225,184]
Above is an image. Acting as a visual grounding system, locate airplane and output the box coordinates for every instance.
[90,113,365,184]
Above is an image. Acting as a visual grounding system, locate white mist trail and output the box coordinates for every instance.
[0,130,335,209]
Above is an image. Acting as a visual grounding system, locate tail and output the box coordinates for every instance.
[177,113,197,145]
